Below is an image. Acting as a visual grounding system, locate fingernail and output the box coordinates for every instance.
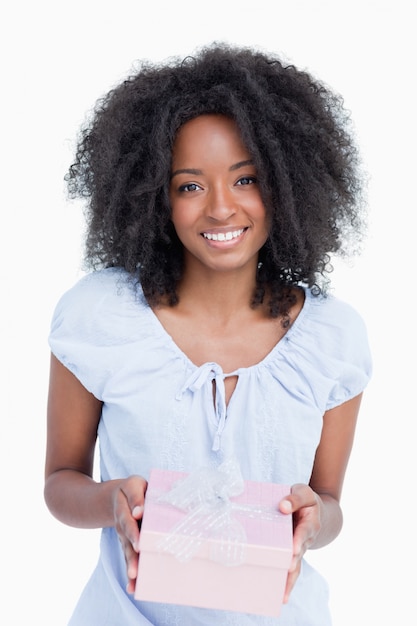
[132,505,144,517]
[280,500,292,514]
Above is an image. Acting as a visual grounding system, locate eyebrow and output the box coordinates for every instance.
[171,159,255,179]
[230,159,254,171]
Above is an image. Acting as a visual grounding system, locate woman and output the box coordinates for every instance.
[45,43,372,625]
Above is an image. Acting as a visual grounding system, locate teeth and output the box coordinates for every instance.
[203,229,244,241]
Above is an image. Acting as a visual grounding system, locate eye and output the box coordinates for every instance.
[236,176,257,186]
[178,182,201,192]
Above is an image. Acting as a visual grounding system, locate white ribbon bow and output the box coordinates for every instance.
[157,458,247,566]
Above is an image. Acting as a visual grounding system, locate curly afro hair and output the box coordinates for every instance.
[66,42,366,317]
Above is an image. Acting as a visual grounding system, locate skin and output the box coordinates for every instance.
[44,114,363,604]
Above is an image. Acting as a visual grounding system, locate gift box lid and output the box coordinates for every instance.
[139,468,293,569]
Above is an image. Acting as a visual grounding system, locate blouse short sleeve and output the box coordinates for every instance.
[291,291,372,411]
[48,268,147,399]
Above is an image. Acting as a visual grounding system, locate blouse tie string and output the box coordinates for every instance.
[176,362,228,452]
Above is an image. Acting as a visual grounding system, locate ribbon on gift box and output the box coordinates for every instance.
[156,458,285,567]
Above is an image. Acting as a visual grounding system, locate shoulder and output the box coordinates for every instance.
[53,268,143,316]
[302,288,369,341]
[49,268,149,342]
[58,267,140,302]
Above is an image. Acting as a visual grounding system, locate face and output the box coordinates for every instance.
[169,114,269,275]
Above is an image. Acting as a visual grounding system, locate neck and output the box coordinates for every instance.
[176,264,259,319]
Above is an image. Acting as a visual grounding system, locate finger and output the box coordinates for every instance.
[279,484,318,514]
[117,478,147,550]
[283,557,302,603]
[124,539,139,580]
[120,475,147,516]
[125,545,139,595]
[126,577,136,595]
[119,531,140,595]
[116,500,142,552]
[290,530,308,568]
[132,504,144,519]
[278,498,293,514]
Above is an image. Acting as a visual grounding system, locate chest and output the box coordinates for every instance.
[154,312,289,405]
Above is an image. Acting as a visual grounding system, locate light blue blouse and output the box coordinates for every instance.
[49,267,372,626]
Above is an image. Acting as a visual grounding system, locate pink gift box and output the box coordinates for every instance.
[135,468,293,617]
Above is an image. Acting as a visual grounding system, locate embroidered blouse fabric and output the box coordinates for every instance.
[49,268,372,626]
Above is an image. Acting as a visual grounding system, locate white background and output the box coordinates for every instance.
[2,1,415,624]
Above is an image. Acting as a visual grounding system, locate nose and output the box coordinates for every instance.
[206,185,236,221]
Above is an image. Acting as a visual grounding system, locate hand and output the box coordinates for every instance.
[278,484,322,603]
[112,475,148,594]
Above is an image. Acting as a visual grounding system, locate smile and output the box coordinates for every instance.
[202,228,246,242]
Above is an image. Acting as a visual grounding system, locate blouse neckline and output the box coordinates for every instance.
[143,286,313,376]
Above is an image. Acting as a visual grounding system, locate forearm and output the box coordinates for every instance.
[310,493,343,549]
[44,469,123,529]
